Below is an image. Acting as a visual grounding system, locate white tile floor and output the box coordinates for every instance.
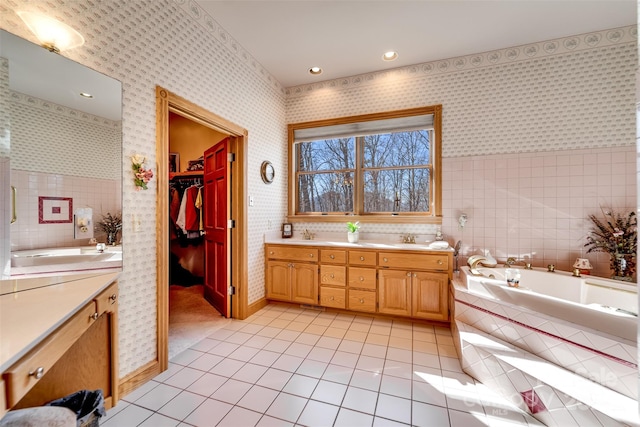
[103,304,541,427]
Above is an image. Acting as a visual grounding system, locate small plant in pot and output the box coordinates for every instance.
[346,221,361,243]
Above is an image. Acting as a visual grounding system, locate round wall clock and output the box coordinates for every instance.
[260,161,275,184]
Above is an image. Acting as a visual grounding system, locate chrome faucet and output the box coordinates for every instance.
[505,257,532,269]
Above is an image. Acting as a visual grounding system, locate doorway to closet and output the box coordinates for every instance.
[167,113,229,359]
[155,86,248,372]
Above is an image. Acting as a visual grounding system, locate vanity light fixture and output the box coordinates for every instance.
[79,92,94,99]
[309,66,323,75]
[382,51,398,61]
[17,11,85,53]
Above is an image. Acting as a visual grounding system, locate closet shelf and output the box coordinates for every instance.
[170,171,203,180]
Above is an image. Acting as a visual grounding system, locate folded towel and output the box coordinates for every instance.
[428,241,450,250]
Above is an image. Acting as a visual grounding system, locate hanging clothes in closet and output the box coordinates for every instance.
[170,175,204,243]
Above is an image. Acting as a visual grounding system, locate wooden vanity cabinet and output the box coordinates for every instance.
[266,246,318,305]
[345,250,377,313]
[378,252,450,321]
[3,280,119,411]
[265,243,451,322]
[319,249,347,309]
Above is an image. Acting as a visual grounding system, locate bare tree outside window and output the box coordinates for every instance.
[288,105,442,221]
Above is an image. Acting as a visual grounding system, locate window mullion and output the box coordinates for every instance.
[354,136,364,215]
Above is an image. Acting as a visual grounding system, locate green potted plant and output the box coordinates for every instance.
[346,221,361,243]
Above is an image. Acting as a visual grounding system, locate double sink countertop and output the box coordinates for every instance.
[264,231,454,252]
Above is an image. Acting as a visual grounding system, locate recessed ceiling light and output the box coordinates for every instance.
[382,51,398,61]
[79,92,93,98]
[309,67,322,75]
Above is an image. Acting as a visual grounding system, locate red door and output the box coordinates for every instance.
[203,138,230,317]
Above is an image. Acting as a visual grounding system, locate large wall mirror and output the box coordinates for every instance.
[0,29,122,280]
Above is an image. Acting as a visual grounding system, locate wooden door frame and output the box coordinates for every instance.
[155,86,248,372]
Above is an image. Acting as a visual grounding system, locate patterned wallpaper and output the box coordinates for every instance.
[0,0,636,381]
[0,0,287,378]
[10,92,121,180]
[286,26,637,257]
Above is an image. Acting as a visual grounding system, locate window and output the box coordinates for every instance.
[288,105,442,223]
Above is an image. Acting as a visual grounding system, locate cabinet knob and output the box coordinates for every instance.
[383,258,388,262]
[330,274,334,278]
[29,367,45,379]
[90,312,99,321]
[407,272,411,277]
[413,273,417,278]
[360,256,365,261]
[438,260,443,265]
[359,276,364,281]
[330,296,335,301]
[330,254,335,259]
[359,298,364,304]
[109,294,117,304]
[309,254,314,258]
[269,251,274,255]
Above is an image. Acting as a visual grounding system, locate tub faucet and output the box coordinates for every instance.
[505,257,532,270]
[468,255,490,276]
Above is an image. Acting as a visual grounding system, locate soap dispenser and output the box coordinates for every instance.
[74,207,94,240]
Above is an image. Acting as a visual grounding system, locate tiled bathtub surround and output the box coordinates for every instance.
[441,146,637,277]
[10,170,120,250]
[453,280,637,400]
[454,322,638,427]
[451,274,638,426]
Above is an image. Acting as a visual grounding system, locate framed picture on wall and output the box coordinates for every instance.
[169,152,180,173]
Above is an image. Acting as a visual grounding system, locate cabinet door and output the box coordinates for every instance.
[378,270,411,316]
[266,261,291,301]
[291,263,318,305]
[412,272,448,321]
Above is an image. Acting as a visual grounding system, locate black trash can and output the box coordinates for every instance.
[46,390,106,427]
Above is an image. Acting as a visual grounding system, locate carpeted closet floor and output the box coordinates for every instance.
[169,285,231,360]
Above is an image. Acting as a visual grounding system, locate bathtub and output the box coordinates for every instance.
[453,265,638,411]
[10,246,122,277]
[460,266,637,342]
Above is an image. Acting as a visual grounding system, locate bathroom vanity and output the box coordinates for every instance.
[0,273,119,419]
[265,239,452,322]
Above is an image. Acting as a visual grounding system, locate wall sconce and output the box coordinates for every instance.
[17,11,84,53]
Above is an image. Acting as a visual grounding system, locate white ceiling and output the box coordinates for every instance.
[195,0,637,88]
[1,29,122,121]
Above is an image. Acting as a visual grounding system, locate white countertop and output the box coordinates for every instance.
[264,232,453,252]
[0,272,120,372]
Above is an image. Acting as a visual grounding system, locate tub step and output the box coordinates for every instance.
[456,321,639,427]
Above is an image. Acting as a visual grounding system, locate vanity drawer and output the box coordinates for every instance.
[94,281,119,315]
[320,287,346,309]
[266,246,318,262]
[3,302,97,407]
[348,267,376,290]
[320,265,346,286]
[348,250,377,267]
[348,290,376,313]
[320,249,347,264]
[379,252,449,271]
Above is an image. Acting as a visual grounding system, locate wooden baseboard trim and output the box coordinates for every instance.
[118,360,161,398]
[246,298,268,318]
